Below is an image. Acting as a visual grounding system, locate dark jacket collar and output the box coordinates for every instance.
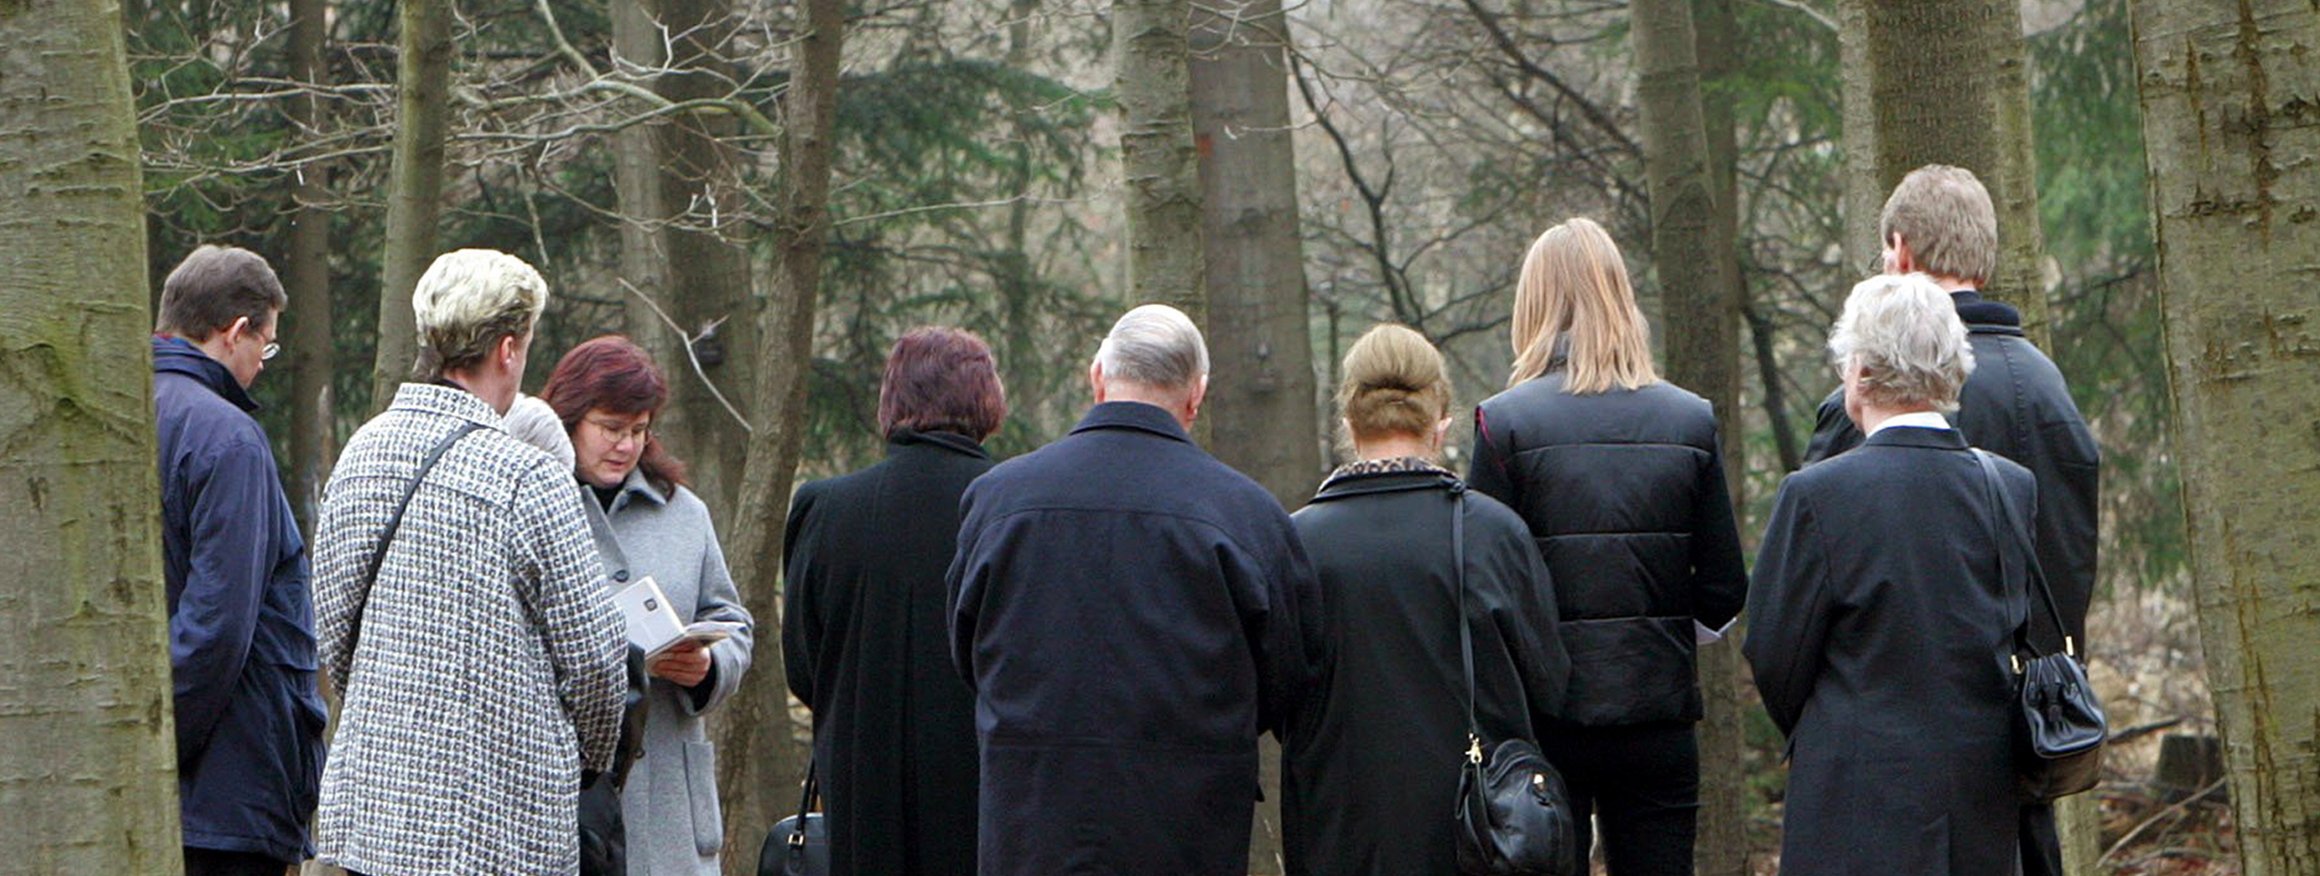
[1951,289,2024,333]
[151,335,259,413]
[1309,465,1461,503]
[890,428,993,460]
[1069,401,1192,445]
[1863,424,1970,451]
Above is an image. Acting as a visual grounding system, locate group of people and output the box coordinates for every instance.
[154,162,2096,876]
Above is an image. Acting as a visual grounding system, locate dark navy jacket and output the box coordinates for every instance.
[946,402,1324,875]
[153,336,327,863]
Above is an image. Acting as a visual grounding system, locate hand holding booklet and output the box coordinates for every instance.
[613,576,745,657]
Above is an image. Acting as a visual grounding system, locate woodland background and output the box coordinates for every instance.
[3,0,2316,873]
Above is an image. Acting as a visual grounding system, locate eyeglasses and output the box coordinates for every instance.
[588,418,653,445]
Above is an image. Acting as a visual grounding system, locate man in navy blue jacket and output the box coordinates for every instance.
[947,304,1324,875]
[152,245,327,876]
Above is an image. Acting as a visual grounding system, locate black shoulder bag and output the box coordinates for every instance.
[1449,483,1579,876]
[758,761,827,876]
[1974,450,2107,802]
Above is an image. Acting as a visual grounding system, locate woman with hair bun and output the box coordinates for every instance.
[1282,323,1568,875]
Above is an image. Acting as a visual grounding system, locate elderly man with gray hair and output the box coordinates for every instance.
[946,303,1323,875]
[1745,273,2039,876]
[313,249,627,876]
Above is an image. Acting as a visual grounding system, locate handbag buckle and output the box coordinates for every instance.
[788,830,807,850]
[2011,653,2022,674]
[1467,734,1484,765]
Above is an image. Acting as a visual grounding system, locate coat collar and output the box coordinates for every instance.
[151,335,259,413]
[1309,466,1462,503]
[386,382,505,430]
[609,466,669,508]
[890,428,993,461]
[1951,289,2025,336]
[1069,401,1192,445]
[1862,425,1970,451]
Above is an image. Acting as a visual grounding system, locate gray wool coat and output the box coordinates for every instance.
[579,468,754,876]
[313,384,628,876]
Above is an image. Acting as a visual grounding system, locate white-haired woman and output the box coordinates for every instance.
[1744,273,2036,874]
[314,249,627,876]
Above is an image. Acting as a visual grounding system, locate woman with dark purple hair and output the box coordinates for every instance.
[539,336,755,876]
[782,326,1008,876]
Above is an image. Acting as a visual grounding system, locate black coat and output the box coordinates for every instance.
[1282,468,1568,876]
[1468,373,1748,726]
[1746,427,2033,875]
[947,402,1324,876]
[152,336,327,864]
[1805,290,2099,649]
[784,430,994,876]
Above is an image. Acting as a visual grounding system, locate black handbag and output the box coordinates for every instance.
[1446,485,1579,876]
[757,761,828,876]
[1974,450,2107,803]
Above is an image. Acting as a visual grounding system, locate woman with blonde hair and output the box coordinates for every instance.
[1283,324,1568,875]
[1467,218,1747,875]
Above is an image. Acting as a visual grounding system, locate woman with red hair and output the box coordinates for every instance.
[539,336,754,876]
[783,326,1008,875]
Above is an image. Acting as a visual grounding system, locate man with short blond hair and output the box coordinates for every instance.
[1805,164,2099,876]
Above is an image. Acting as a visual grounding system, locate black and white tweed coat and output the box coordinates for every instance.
[313,384,627,875]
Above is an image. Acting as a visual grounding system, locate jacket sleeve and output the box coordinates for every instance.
[1741,478,1834,738]
[1465,405,1520,510]
[945,484,987,690]
[171,435,278,764]
[1249,521,1325,740]
[1492,518,1569,725]
[1689,429,1750,631]
[781,484,823,710]
[516,461,627,773]
[1801,388,1860,466]
[684,503,751,716]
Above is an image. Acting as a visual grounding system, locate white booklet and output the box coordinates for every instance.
[612,576,745,657]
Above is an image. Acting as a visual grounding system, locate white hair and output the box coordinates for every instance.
[1827,273,1976,413]
[1094,304,1209,391]
[501,393,574,470]
[412,249,548,375]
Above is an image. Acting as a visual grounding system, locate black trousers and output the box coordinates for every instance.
[183,848,290,876]
[1538,720,1699,876]
[2019,802,2063,876]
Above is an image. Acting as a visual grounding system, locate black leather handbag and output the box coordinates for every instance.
[1975,451,2107,803]
[757,762,828,876]
[1446,485,1579,876]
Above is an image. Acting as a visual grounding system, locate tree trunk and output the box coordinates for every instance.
[1684,0,1752,871]
[2131,2,2320,871]
[285,0,334,534]
[1001,0,1048,434]
[1837,0,1880,278]
[1114,0,1208,442]
[646,0,756,522]
[369,0,453,411]
[1635,2,1747,874]
[613,0,671,348]
[1190,0,1319,506]
[715,0,842,861]
[1852,0,2046,331]
[0,0,182,868]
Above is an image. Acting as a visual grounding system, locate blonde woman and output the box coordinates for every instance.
[1285,324,1567,875]
[1467,218,1746,875]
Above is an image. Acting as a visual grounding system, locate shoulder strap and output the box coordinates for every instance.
[787,761,820,849]
[347,421,487,658]
[1971,449,2070,658]
[1450,482,1482,763]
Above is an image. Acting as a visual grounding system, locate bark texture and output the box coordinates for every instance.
[1191,0,1319,508]
[0,0,182,868]
[615,0,756,522]
[1115,0,1210,442]
[2131,2,2320,871]
[286,0,334,532]
[1684,0,1752,871]
[715,0,842,861]
[369,0,452,410]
